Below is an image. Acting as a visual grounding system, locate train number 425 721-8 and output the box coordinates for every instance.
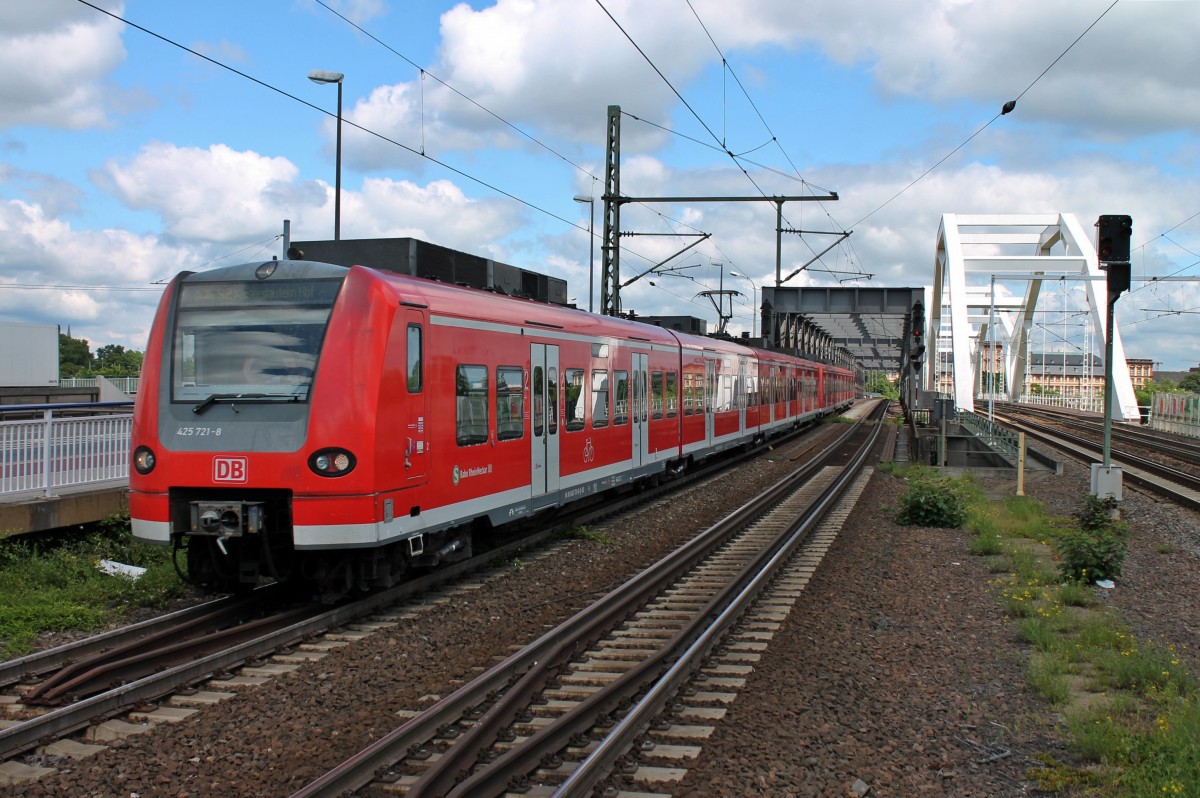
[176,426,222,437]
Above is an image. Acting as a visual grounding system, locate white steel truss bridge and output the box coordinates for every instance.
[931,213,1139,422]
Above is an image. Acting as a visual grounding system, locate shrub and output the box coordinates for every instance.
[1056,496,1130,583]
[895,472,969,528]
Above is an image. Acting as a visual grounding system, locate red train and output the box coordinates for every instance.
[129,258,855,596]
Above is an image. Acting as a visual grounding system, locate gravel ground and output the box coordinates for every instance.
[6,420,1199,797]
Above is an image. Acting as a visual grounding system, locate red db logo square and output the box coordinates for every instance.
[213,456,248,483]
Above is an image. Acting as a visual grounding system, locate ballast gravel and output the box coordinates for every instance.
[5,423,1199,797]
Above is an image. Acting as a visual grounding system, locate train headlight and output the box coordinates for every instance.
[133,446,156,475]
[308,448,356,477]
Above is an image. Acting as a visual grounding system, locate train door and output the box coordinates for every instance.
[704,358,716,444]
[769,365,778,425]
[738,360,747,432]
[632,352,649,468]
[403,311,428,484]
[531,343,560,502]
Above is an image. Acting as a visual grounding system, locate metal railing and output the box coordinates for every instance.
[0,403,133,498]
[58,376,140,394]
[959,409,1021,465]
[1016,393,1104,413]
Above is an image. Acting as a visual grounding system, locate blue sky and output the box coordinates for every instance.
[1,0,1199,371]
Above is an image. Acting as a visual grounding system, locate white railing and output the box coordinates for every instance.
[1017,393,1105,413]
[58,376,140,395]
[0,408,132,497]
[1150,393,1200,439]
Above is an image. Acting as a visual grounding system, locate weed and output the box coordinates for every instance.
[968,532,1005,556]
[895,469,971,528]
[0,513,188,656]
[1027,654,1071,704]
[564,526,618,546]
[1056,580,1097,608]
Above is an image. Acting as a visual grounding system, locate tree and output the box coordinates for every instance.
[94,344,143,376]
[1180,372,1200,394]
[59,333,93,377]
[58,334,144,377]
[1135,377,1179,408]
[863,370,899,399]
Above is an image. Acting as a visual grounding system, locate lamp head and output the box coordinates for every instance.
[572,195,593,204]
[308,70,345,85]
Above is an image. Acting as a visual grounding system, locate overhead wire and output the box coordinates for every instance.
[851,0,1122,228]
[311,0,597,180]
[313,0,727,287]
[76,0,583,229]
[604,1,861,281]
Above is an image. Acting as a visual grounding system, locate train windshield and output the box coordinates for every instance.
[170,278,342,403]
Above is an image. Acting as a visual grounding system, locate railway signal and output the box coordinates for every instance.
[1097,214,1132,300]
[1093,214,1133,502]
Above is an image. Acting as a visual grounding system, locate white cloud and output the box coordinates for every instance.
[93,142,310,242]
[0,0,127,129]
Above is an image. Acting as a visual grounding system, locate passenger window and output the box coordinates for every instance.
[592,369,610,428]
[564,369,586,431]
[497,366,524,441]
[456,365,489,446]
[548,367,558,435]
[532,365,544,437]
[407,324,422,392]
[614,370,629,425]
[665,371,677,418]
[651,371,664,420]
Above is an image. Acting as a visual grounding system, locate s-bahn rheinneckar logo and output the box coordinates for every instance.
[213,456,248,483]
[452,464,492,486]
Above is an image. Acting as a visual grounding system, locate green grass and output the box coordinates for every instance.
[0,513,188,657]
[563,525,619,546]
[956,484,1200,796]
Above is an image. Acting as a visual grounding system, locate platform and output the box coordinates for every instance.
[0,482,128,538]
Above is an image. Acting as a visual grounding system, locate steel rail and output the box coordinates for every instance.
[0,593,253,689]
[0,415,832,762]
[290,403,884,798]
[555,410,884,796]
[996,402,1200,464]
[993,411,1200,510]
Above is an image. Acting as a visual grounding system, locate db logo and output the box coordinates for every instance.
[213,456,248,483]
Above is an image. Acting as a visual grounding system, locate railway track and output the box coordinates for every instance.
[289,402,886,797]
[993,402,1200,466]
[990,404,1200,510]
[0,410,870,784]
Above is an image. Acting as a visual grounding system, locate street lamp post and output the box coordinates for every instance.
[308,70,344,240]
[729,271,758,339]
[573,195,595,312]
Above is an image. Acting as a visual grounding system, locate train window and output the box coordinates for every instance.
[717,374,734,413]
[564,369,585,431]
[613,370,629,425]
[548,367,558,435]
[407,324,423,392]
[665,371,678,418]
[456,365,489,446]
[651,371,664,420]
[171,279,342,402]
[591,370,610,428]
[532,365,544,438]
[497,366,524,441]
